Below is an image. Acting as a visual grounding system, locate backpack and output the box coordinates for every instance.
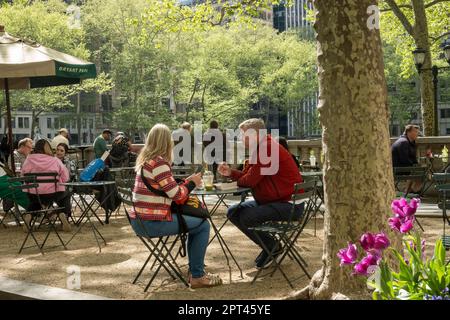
[110,136,129,158]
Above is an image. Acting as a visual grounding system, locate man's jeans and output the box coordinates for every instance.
[131,214,210,278]
[227,200,304,252]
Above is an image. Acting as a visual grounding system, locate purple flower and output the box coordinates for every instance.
[400,218,414,233]
[360,232,375,251]
[353,253,380,276]
[389,217,402,232]
[373,232,390,250]
[402,205,416,217]
[410,198,420,210]
[391,201,404,217]
[337,242,358,266]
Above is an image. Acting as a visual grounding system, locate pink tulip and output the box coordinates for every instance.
[410,198,420,210]
[373,232,390,250]
[391,201,404,217]
[360,232,375,252]
[402,205,416,217]
[400,218,414,233]
[353,253,380,276]
[389,217,402,232]
[337,242,358,266]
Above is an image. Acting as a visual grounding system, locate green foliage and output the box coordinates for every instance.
[0,0,110,135]
[78,0,317,134]
[368,233,450,300]
[380,0,450,79]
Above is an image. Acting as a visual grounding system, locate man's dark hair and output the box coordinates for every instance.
[277,136,289,151]
[404,124,420,135]
[209,120,219,129]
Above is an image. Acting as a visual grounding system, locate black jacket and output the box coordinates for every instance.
[391,135,418,167]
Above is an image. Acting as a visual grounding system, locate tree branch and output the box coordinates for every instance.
[425,0,450,8]
[380,4,412,12]
[384,0,415,36]
[430,31,450,44]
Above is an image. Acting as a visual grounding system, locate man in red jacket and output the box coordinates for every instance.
[218,119,304,269]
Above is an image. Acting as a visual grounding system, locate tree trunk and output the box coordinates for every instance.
[294,0,396,299]
[411,0,434,136]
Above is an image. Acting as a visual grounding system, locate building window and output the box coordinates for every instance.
[54,118,59,129]
[441,109,450,119]
[47,117,52,129]
[17,117,30,129]
[89,119,94,129]
[82,118,87,129]
[446,128,450,135]
[47,133,52,139]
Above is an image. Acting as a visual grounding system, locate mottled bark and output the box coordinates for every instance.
[292,0,396,299]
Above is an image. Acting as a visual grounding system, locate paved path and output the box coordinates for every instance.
[0,275,111,300]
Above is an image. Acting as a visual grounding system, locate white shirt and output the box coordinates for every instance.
[51,135,69,149]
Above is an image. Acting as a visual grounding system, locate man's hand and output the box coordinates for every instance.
[186,172,202,187]
[218,162,231,177]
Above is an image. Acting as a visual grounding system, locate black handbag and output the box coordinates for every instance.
[140,167,209,257]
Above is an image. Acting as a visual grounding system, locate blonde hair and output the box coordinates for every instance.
[135,124,173,172]
[239,118,266,131]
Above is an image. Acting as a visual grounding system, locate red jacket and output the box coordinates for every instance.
[230,135,302,204]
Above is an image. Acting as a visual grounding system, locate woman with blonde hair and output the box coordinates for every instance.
[131,124,222,289]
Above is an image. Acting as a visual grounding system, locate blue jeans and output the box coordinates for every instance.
[130,214,210,278]
[227,200,304,252]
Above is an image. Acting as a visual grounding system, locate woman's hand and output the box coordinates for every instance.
[186,172,202,186]
[218,162,231,177]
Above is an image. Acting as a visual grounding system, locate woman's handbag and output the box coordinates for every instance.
[140,167,209,257]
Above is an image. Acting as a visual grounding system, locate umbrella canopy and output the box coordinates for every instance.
[0,25,97,171]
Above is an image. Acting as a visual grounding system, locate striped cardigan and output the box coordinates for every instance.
[131,156,195,221]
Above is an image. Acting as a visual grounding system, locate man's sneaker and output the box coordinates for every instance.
[254,250,266,264]
[256,247,283,269]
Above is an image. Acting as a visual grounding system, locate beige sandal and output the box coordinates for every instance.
[189,273,223,289]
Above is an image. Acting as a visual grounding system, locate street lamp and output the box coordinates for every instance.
[413,44,450,136]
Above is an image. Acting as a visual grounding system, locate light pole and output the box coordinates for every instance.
[413,44,450,136]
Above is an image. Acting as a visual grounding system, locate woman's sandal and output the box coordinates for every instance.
[189,273,223,289]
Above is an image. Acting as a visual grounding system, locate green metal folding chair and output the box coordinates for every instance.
[117,187,188,291]
[249,179,317,288]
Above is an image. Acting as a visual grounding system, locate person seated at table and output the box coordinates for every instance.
[55,143,77,181]
[110,132,132,168]
[21,139,71,232]
[218,118,304,269]
[391,124,422,193]
[13,138,33,171]
[131,124,222,289]
[50,128,69,150]
[276,136,300,169]
[0,160,29,213]
[93,129,112,159]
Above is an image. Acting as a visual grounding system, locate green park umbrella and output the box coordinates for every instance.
[0,25,96,171]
